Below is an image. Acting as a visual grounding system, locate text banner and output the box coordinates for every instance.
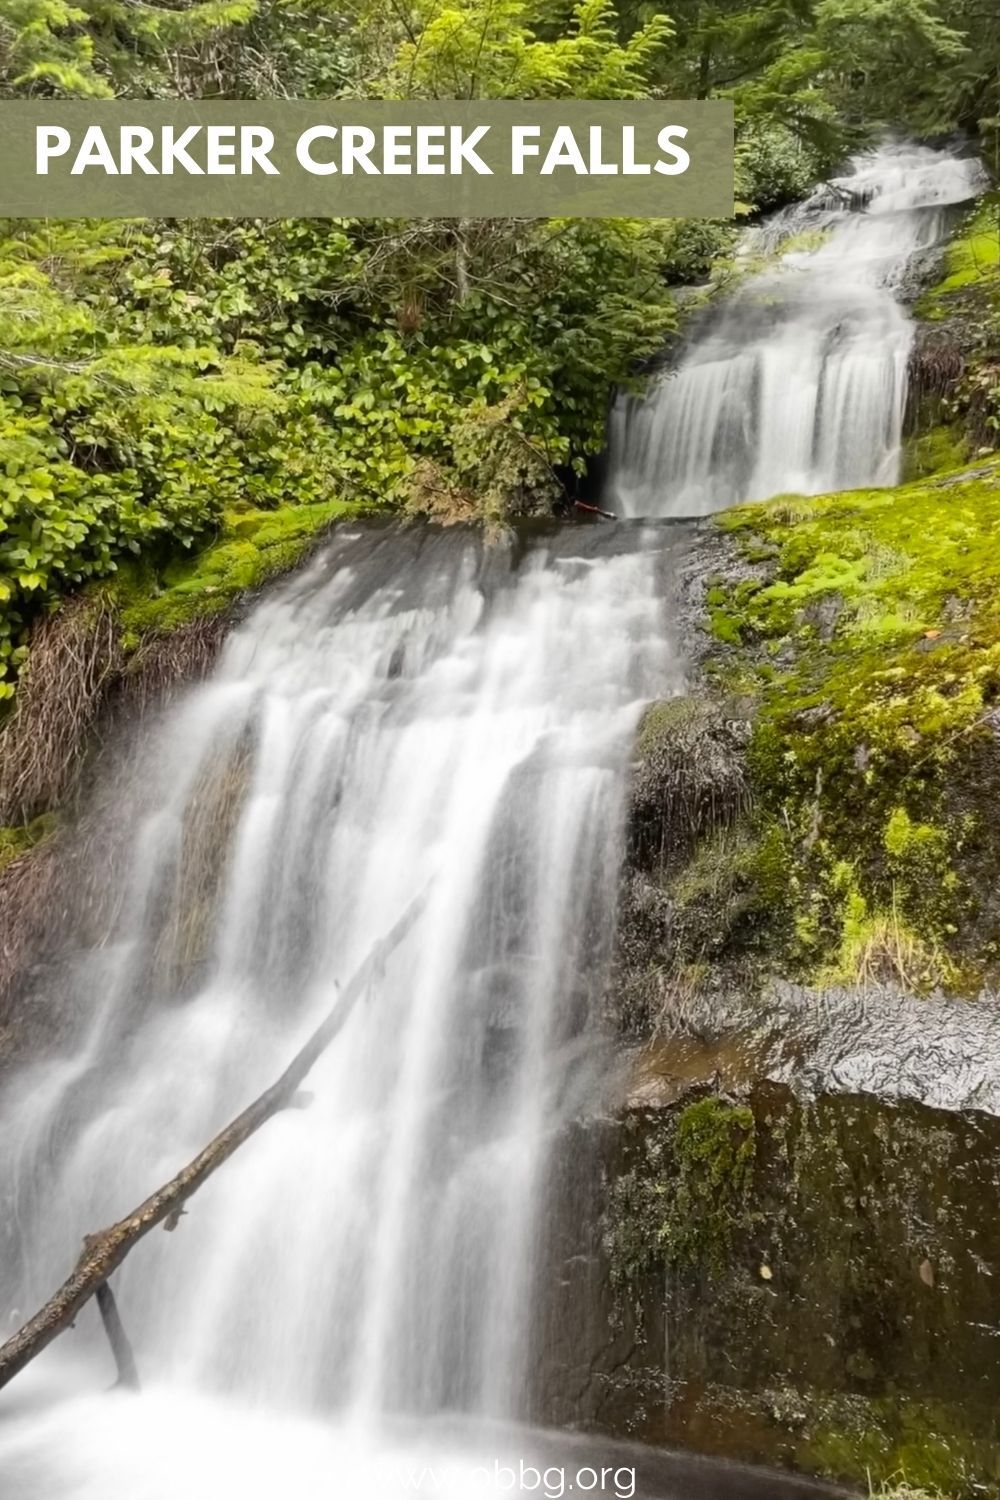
[0,100,733,218]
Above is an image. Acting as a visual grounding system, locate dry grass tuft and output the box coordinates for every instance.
[0,833,65,1055]
[826,902,955,993]
[0,604,235,1065]
[0,595,121,824]
[0,601,230,827]
[113,613,230,720]
[630,697,753,871]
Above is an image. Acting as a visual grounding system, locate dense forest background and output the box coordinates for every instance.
[0,0,996,708]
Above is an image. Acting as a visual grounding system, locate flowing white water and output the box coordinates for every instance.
[0,524,678,1496]
[606,142,987,518]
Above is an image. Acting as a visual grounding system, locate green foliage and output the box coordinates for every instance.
[0,218,365,698]
[374,0,672,100]
[2,0,999,734]
[0,0,354,100]
[735,121,829,213]
[812,0,965,127]
[0,0,112,97]
[0,0,702,713]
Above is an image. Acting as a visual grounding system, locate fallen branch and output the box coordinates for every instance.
[573,499,618,522]
[0,893,426,1393]
[95,1282,140,1391]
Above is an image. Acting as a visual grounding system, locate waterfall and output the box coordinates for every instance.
[0,523,679,1496]
[606,142,987,519]
[0,140,986,1500]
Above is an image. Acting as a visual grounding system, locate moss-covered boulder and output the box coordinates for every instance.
[691,459,1000,995]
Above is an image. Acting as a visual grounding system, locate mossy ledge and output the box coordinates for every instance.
[712,458,1000,993]
[111,498,363,648]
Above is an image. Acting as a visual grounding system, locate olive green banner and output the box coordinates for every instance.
[0,100,733,218]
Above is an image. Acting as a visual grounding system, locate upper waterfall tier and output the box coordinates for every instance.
[605,142,987,519]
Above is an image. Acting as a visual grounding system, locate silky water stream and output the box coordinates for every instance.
[0,524,690,1498]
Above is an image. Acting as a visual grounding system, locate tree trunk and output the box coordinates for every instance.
[454,218,471,303]
[0,893,426,1393]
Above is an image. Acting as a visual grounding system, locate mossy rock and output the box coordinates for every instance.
[709,458,1000,990]
[630,696,753,872]
[916,193,999,322]
[911,193,1000,453]
[598,1083,1000,1497]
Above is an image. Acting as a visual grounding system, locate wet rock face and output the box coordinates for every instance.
[540,1083,1000,1497]
[639,978,1000,1118]
[614,691,763,1039]
[627,698,753,874]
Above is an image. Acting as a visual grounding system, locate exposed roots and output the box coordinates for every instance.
[113,614,230,722]
[628,697,753,873]
[0,596,121,825]
[0,835,66,1061]
[905,332,965,429]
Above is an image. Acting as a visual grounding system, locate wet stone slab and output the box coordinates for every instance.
[537,1077,1000,1497]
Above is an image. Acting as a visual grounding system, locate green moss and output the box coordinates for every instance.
[710,607,743,644]
[0,812,57,874]
[902,424,969,481]
[635,696,703,759]
[801,1394,995,1497]
[604,1098,758,1330]
[713,457,1000,988]
[660,1098,757,1272]
[112,498,365,647]
[663,821,795,969]
[671,829,751,908]
[916,195,1000,320]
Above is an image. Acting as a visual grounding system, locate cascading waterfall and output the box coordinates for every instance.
[606,142,987,518]
[0,524,678,1497]
[0,139,985,1500]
